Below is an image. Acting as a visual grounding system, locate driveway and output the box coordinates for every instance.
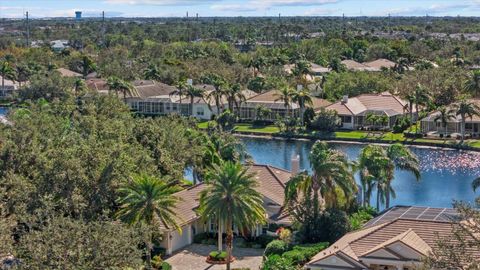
[165,244,263,270]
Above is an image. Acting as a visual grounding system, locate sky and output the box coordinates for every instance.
[1,0,480,18]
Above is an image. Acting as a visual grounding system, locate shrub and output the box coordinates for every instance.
[261,255,295,270]
[278,228,292,244]
[151,255,163,269]
[309,108,339,131]
[161,262,172,270]
[264,240,288,257]
[282,242,329,265]
[282,249,306,265]
[194,232,214,244]
[349,208,376,230]
[208,251,228,261]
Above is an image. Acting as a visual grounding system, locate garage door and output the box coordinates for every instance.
[171,225,191,252]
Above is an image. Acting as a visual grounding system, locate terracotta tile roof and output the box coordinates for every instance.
[86,78,109,92]
[160,164,292,231]
[326,92,412,116]
[308,206,480,267]
[310,97,332,110]
[363,58,396,71]
[132,80,177,98]
[56,68,82,78]
[341,60,372,71]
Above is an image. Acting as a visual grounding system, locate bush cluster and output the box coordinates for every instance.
[262,242,329,269]
[209,251,228,261]
[263,240,288,257]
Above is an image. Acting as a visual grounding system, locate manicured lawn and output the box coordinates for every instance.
[234,123,280,134]
[197,122,480,150]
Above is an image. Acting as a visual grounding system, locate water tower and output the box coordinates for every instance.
[75,11,82,21]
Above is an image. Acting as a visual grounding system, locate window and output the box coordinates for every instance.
[341,116,352,123]
[196,107,204,116]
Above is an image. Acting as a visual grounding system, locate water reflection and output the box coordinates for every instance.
[241,137,480,208]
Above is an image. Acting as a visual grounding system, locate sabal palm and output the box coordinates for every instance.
[274,86,295,117]
[80,55,96,78]
[107,76,136,100]
[171,80,188,113]
[207,80,228,115]
[199,162,266,270]
[225,83,246,114]
[116,174,181,269]
[292,88,313,124]
[358,144,420,210]
[453,99,480,143]
[413,84,430,123]
[143,64,161,80]
[465,70,480,97]
[285,141,356,209]
[185,85,205,115]
[434,106,456,136]
[0,61,15,89]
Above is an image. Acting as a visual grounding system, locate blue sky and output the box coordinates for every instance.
[1,0,480,18]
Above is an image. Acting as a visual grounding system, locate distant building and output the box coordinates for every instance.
[50,40,69,52]
[75,11,82,21]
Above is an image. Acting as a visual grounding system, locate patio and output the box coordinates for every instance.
[165,244,263,270]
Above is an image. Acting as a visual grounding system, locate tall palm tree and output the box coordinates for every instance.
[0,61,15,90]
[116,174,181,270]
[171,80,188,114]
[413,83,430,133]
[291,88,313,124]
[358,144,420,210]
[225,83,246,114]
[143,64,161,80]
[15,64,31,88]
[434,106,456,136]
[199,162,266,270]
[292,60,311,81]
[185,84,205,116]
[73,78,86,96]
[285,141,356,210]
[107,76,136,100]
[453,99,480,143]
[465,70,480,97]
[79,54,96,79]
[206,77,228,115]
[328,58,346,73]
[274,86,295,117]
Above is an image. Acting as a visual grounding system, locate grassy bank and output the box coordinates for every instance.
[198,122,480,151]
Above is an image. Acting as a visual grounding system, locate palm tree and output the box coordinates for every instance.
[327,58,346,73]
[79,54,96,79]
[285,141,356,210]
[107,76,136,100]
[358,144,420,210]
[412,83,430,133]
[291,88,313,124]
[365,112,379,128]
[116,174,181,270]
[433,106,456,136]
[143,64,161,80]
[206,77,228,115]
[0,61,15,90]
[185,84,205,116]
[453,99,480,143]
[274,86,295,117]
[225,83,246,114]
[15,64,31,88]
[73,78,86,96]
[292,60,311,81]
[199,162,266,270]
[465,70,480,97]
[171,80,188,114]
[394,57,409,74]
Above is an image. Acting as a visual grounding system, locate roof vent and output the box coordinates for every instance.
[342,95,348,104]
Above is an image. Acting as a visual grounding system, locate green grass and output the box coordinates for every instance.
[197,122,480,150]
[233,123,279,134]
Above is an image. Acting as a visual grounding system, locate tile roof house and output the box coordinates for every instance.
[325,92,414,130]
[305,206,479,270]
[159,164,293,255]
[362,58,397,71]
[56,68,82,78]
[239,90,331,121]
[341,60,375,72]
[420,99,480,136]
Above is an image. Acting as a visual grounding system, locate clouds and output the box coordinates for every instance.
[211,0,339,13]
[103,0,217,6]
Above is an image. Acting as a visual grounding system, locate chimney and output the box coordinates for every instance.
[342,95,348,104]
[291,155,300,175]
[296,84,303,91]
[187,78,193,86]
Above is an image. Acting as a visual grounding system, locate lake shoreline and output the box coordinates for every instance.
[234,133,473,152]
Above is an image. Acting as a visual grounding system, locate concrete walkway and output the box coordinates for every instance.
[165,244,263,270]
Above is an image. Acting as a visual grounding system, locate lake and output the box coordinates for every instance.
[240,136,480,209]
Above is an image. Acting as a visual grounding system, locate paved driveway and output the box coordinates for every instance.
[165,244,263,270]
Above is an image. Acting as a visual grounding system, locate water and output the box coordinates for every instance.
[0,107,8,116]
[241,136,480,208]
